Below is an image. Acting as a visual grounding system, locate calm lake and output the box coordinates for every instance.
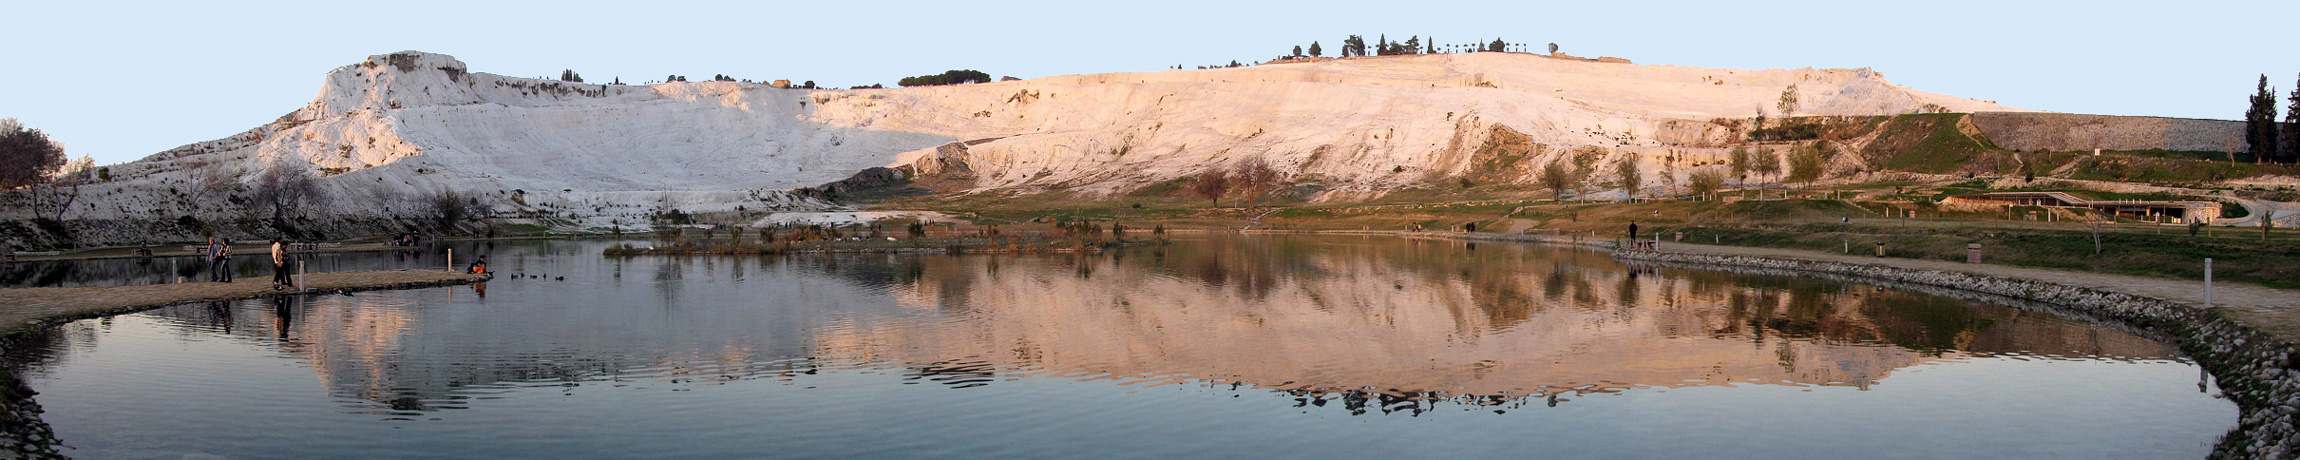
[1,236,2237,459]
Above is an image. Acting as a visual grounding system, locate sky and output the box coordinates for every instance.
[4,0,2294,166]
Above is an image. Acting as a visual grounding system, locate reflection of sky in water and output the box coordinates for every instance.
[3,236,2235,459]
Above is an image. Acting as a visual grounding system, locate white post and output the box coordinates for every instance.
[298,259,306,292]
[447,248,454,272]
[2204,258,2213,308]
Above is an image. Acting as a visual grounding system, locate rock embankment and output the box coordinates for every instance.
[1612,249,2299,459]
[1971,111,2245,153]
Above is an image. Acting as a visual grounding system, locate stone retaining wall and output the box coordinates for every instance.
[1613,249,2300,459]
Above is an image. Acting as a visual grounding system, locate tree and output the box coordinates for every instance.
[1548,43,1559,54]
[559,69,583,83]
[1292,45,1303,58]
[252,161,326,220]
[1309,41,1323,57]
[1786,143,1827,187]
[0,118,66,191]
[1487,38,1507,52]
[898,70,992,87]
[1727,145,1751,182]
[1232,160,1282,209]
[1687,167,1726,201]
[1777,84,1801,118]
[1752,146,1781,197]
[2265,208,2280,244]
[1538,159,1575,201]
[1190,169,1230,207]
[2246,75,2280,163]
[2286,73,2300,164]
[1753,106,1769,136]
[2086,213,2108,255]
[1343,35,1366,57]
[1614,154,1641,202]
[1403,36,1421,55]
[1425,38,1435,54]
[423,188,470,232]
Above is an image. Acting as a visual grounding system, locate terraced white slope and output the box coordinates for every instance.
[59,50,2019,231]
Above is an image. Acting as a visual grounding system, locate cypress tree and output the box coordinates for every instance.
[2247,75,2280,163]
[2285,73,2300,163]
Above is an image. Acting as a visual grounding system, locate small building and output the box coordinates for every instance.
[1944,191,2222,223]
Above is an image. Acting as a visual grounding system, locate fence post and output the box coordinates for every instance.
[2205,258,2213,308]
[447,248,453,272]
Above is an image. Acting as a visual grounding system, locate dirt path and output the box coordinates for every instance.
[0,270,488,336]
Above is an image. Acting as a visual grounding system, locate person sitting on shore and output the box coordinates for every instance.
[467,255,487,275]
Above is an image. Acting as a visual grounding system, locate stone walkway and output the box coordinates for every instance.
[0,270,488,336]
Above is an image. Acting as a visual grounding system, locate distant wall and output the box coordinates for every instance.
[1970,112,2245,153]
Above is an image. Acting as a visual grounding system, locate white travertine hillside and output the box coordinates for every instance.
[57,50,2021,232]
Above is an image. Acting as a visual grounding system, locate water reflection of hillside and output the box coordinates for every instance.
[29,237,2178,415]
[841,236,2178,402]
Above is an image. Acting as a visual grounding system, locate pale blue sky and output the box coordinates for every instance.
[5,0,2292,166]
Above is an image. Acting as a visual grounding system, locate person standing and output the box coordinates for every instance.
[206,237,231,282]
[1628,221,1639,241]
[271,238,291,290]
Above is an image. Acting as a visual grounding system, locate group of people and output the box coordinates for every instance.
[204,237,298,290]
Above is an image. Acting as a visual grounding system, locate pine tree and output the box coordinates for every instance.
[559,69,583,83]
[1309,41,1323,57]
[1293,45,1303,58]
[1488,38,1507,52]
[2247,75,2280,163]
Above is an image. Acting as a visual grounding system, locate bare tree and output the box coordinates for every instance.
[252,161,327,220]
[1231,160,1282,209]
[421,188,469,232]
[30,167,83,221]
[1190,169,1230,208]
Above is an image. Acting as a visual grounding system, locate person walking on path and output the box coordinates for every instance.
[270,238,291,290]
[206,237,232,282]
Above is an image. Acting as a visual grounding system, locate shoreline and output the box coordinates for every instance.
[1600,249,2296,458]
[0,269,490,339]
